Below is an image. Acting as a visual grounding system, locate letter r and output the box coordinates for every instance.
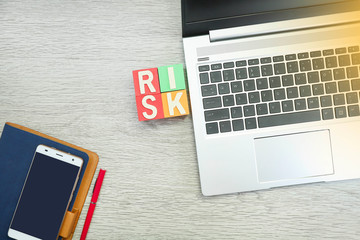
[138,70,155,94]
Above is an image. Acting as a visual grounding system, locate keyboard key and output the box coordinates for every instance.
[261,57,272,64]
[223,62,235,69]
[346,66,359,78]
[269,76,281,88]
[320,70,332,82]
[223,69,235,81]
[295,73,307,85]
[236,60,247,67]
[261,65,273,76]
[323,49,334,56]
[333,94,345,105]
[206,122,218,134]
[199,73,209,84]
[245,118,257,129]
[203,97,222,109]
[348,105,360,117]
[320,95,332,107]
[274,88,286,100]
[349,46,359,53]
[307,97,319,109]
[235,68,248,79]
[244,79,256,91]
[312,84,324,96]
[248,92,260,103]
[235,93,247,105]
[312,58,325,70]
[204,108,230,121]
[223,95,235,107]
[322,108,334,120]
[338,80,350,92]
[310,51,321,58]
[274,63,286,75]
[248,59,259,65]
[199,65,210,72]
[298,52,309,59]
[282,100,294,112]
[201,84,217,97]
[211,63,222,70]
[219,121,231,133]
[244,105,255,117]
[232,119,244,131]
[256,103,268,115]
[286,87,299,99]
[285,54,296,61]
[335,47,347,54]
[282,75,294,86]
[218,83,230,94]
[299,85,311,97]
[338,55,351,67]
[333,68,346,80]
[269,102,281,113]
[258,110,321,128]
[300,60,312,72]
[351,79,360,90]
[231,107,243,118]
[231,81,243,93]
[325,56,338,68]
[249,66,261,78]
[287,61,299,73]
[335,106,347,118]
[295,99,307,110]
[307,72,320,83]
[261,90,273,102]
[325,82,337,94]
[346,92,358,104]
[210,71,222,83]
[273,55,284,62]
[352,53,360,65]
[256,78,268,90]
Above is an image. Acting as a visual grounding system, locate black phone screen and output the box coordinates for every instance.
[10,152,80,240]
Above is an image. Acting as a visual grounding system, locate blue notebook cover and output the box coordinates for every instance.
[0,124,89,239]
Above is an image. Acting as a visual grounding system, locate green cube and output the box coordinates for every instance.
[158,64,186,93]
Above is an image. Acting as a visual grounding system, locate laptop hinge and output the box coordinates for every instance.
[209,11,360,42]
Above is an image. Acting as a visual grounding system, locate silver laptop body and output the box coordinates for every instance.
[182,0,360,196]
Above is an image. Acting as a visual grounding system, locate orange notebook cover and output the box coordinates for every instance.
[1,122,99,239]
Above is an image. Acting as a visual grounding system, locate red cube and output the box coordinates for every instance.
[135,94,164,121]
[133,68,160,96]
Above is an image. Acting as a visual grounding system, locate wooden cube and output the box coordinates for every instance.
[135,94,164,121]
[161,90,190,118]
[158,64,186,93]
[133,68,160,96]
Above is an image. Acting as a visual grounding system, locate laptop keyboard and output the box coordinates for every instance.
[198,46,360,134]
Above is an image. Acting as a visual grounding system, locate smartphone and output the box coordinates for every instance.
[8,145,83,240]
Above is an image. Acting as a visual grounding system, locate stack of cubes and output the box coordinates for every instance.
[133,64,190,121]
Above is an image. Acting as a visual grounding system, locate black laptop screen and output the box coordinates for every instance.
[182,0,358,37]
[184,0,347,23]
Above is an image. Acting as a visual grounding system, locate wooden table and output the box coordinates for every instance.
[1,1,360,239]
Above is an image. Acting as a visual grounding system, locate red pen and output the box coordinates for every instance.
[80,169,106,240]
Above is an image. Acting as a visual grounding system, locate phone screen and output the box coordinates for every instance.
[10,152,81,239]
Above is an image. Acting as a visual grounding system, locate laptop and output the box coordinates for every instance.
[182,0,360,196]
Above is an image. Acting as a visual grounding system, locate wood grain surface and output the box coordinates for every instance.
[1,1,360,239]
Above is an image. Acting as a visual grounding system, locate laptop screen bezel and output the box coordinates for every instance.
[182,0,360,37]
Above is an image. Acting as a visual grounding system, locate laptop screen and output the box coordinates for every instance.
[184,0,348,24]
[182,0,359,37]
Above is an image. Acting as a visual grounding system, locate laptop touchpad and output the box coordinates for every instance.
[254,130,334,183]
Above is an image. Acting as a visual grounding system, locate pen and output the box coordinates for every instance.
[80,169,106,240]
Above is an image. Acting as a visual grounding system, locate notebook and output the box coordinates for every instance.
[182,0,360,195]
[0,122,99,239]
